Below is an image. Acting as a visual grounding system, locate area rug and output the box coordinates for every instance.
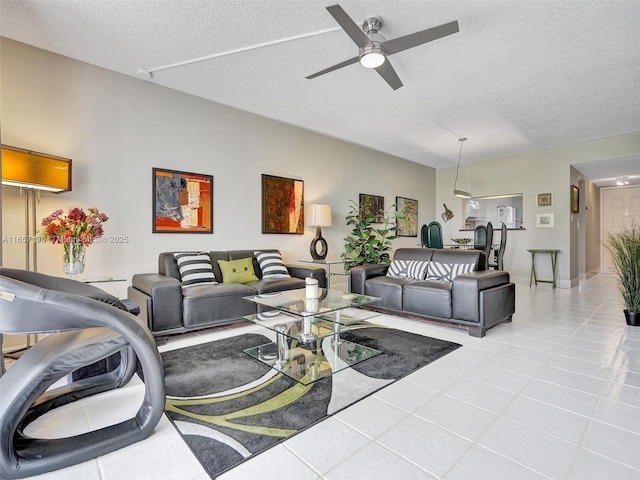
[160,325,461,478]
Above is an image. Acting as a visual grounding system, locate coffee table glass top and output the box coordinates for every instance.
[242,288,381,324]
[243,311,343,344]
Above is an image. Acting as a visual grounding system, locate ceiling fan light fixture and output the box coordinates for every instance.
[359,47,386,68]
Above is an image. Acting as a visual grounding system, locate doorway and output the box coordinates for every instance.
[601,185,640,274]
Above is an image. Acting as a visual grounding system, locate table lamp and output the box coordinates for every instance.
[306,204,332,260]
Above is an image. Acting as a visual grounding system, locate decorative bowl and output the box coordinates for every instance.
[451,238,472,245]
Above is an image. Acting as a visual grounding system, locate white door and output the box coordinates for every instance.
[601,186,640,273]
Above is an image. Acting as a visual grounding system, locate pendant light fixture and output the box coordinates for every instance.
[453,137,472,199]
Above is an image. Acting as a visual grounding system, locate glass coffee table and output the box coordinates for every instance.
[242,288,382,385]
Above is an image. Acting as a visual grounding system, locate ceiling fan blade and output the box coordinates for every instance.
[306,56,360,79]
[326,4,372,48]
[375,59,403,90]
[383,20,459,56]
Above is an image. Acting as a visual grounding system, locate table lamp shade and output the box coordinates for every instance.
[306,204,332,227]
[307,204,332,260]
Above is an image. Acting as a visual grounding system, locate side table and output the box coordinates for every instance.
[527,249,560,289]
[297,259,345,289]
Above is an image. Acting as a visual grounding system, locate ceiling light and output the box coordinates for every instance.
[453,137,472,198]
[616,176,629,186]
[359,47,386,68]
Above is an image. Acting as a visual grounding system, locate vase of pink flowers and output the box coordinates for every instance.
[41,207,109,276]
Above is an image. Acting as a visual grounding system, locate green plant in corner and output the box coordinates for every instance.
[341,199,405,270]
[603,224,640,326]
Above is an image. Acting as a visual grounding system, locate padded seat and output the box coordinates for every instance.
[363,275,413,310]
[181,282,256,328]
[0,270,165,479]
[403,279,453,318]
[249,277,306,294]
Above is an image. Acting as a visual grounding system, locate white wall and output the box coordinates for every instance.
[1,38,436,297]
[436,135,640,287]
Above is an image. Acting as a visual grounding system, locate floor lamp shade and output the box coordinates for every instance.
[1,145,72,193]
[306,204,332,260]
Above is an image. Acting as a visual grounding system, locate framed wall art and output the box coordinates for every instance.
[396,196,418,237]
[536,213,554,228]
[571,185,579,213]
[537,193,552,207]
[152,168,213,233]
[359,193,385,223]
[262,174,304,234]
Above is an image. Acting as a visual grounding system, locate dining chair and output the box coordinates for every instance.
[473,225,487,250]
[489,223,507,270]
[427,221,443,249]
[420,224,429,247]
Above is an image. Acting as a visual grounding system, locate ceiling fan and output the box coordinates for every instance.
[306,4,459,90]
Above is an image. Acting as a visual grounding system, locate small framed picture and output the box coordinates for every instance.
[571,185,579,213]
[536,213,554,228]
[537,193,552,207]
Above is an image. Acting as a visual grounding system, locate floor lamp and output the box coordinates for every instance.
[1,145,72,359]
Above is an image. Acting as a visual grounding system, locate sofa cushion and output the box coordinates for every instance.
[181,283,257,327]
[426,261,475,282]
[173,252,217,287]
[254,251,290,278]
[248,277,305,294]
[218,258,259,284]
[364,275,413,310]
[387,259,429,280]
[403,279,453,318]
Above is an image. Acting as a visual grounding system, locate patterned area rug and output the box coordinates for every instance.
[160,325,461,478]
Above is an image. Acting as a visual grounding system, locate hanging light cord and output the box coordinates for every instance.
[454,137,466,188]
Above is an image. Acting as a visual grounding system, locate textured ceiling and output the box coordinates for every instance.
[2,0,639,186]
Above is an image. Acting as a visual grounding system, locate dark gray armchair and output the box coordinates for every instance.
[0,268,165,479]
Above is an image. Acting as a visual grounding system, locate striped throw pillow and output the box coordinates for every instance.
[426,261,475,282]
[254,251,290,278]
[387,259,429,280]
[174,252,217,287]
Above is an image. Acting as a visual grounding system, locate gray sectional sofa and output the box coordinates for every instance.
[128,249,326,336]
[350,248,515,337]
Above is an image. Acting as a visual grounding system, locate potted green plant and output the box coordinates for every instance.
[341,199,404,270]
[604,225,640,326]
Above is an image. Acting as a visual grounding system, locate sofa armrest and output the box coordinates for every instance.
[452,270,510,322]
[130,273,183,333]
[286,265,327,288]
[350,264,390,294]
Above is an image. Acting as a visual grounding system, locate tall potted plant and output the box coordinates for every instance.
[604,225,640,326]
[341,199,404,270]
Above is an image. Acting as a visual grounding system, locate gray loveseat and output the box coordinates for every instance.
[128,249,326,336]
[350,248,515,337]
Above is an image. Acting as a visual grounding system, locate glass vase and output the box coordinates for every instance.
[63,241,86,276]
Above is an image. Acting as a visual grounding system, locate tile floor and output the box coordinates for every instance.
[10,274,640,479]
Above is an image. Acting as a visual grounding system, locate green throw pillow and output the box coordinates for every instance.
[218,257,259,284]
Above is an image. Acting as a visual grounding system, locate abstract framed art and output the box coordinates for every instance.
[152,168,213,233]
[261,174,304,234]
[396,196,418,237]
[359,193,385,223]
[571,185,579,213]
